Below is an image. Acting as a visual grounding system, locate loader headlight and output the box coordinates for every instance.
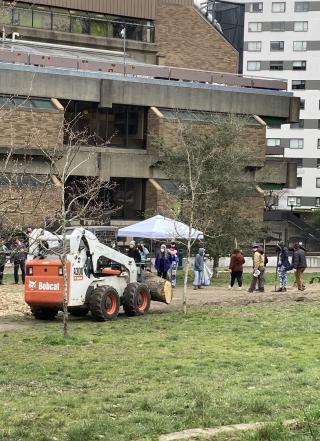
[27,266,33,276]
[58,267,64,276]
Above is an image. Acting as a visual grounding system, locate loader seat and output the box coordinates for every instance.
[101,268,121,276]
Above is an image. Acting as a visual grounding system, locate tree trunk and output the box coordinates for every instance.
[213,254,220,277]
[61,191,69,338]
[183,238,191,314]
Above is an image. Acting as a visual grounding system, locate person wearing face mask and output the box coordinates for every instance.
[168,241,178,287]
[155,244,172,279]
[193,247,205,290]
[138,242,149,270]
[127,241,141,264]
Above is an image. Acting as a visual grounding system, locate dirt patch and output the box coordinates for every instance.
[152,283,320,313]
[0,282,320,331]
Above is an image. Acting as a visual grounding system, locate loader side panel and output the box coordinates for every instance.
[25,260,71,308]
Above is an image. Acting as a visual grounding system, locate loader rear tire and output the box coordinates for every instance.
[31,306,58,320]
[90,286,120,321]
[123,283,151,317]
[68,306,90,317]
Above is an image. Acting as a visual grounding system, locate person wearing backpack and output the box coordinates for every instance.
[276,241,290,292]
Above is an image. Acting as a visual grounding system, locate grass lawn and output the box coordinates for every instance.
[1,303,320,441]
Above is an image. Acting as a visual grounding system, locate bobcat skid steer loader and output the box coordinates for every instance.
[24,228,150,321]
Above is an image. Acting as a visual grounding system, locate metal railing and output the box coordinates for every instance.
[0,41,288,91]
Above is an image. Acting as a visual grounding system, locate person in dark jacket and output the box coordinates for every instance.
[127,241,141,264]
[229,249,245,290]
[276,241,290,292]
[155,244,172,279]
[193,247,205,290]
[0,238,8,285]
[292,242,307,291]
[11,238,26,285]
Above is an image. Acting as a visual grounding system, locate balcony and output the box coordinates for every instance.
[266,146,284,156]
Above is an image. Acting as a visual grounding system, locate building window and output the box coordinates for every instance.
[247,41,262,51]
[270,41,284,51]
[290,138,304,148]
[1,4,155,43]
[248,22,262,32]
[294,21,308,31]
[316,197,320,207]
[287,196,301,207]
[0,174,51,187]
[293,41,307,51]
[12,7,33,27]
[270,60,284,70]
[317,139,320,148]
[295,2,310,12]
[249,3,263,12]
[109,178,145,220]
[33,6,52,30]
[300,99,305,109]
[271,21,285,31]
[296,158,303,168]
[317,159,320,169]
[292,80,306,90]
[247,61,261,71]
[272,2,286,12]
[293,60,306,70]
[297,177,303,187]
[316,178,320,188]
[267,138,281,146]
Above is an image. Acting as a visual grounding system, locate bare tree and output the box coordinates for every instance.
[0,101,115,336]
[155,112,259,312]
[264,189,287,211]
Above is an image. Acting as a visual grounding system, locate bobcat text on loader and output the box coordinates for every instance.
[24,228,152,321]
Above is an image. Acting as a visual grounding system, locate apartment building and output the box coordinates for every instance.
[0,0,299,227]
[243,0,320,211]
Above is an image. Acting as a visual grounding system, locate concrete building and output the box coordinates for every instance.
[242,0,320,212]
[0,0,299,227]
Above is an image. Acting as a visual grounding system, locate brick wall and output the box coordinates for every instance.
[0,108,64,149]
[147,108,268,221]
[155,4,239,73]
[145,179,177,217]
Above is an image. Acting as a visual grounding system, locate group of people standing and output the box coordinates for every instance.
[228,241,307,293]
[127,240,179,287]
[0,233,32,285]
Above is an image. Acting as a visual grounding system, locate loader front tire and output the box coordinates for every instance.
[31,306,58,320]
[90,286,120,321]
[123,283,151,317]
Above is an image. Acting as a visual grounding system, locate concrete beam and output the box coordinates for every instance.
[101,79,299,122]
[0,64,299,121]
[0,67,101,102]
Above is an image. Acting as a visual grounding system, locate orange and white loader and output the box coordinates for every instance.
[24,228,151,321]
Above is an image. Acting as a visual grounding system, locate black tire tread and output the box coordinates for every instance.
[31,306,58,320]
[68,306,90,317]
[123,283,151,317]
[90,285,120,321]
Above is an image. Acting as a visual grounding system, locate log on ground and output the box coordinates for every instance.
[143,272,173,304]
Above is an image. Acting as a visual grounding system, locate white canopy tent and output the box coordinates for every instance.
[118,215,204,240]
